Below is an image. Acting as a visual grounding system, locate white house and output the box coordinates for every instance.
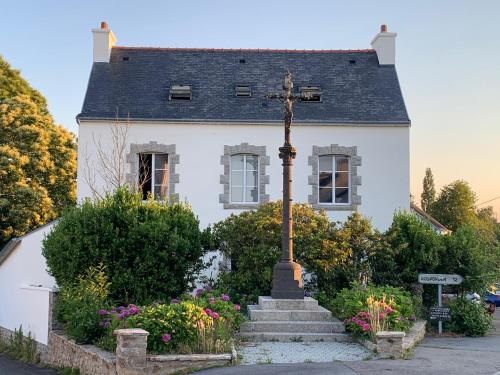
[77,22,410,230]
[0,22,411,347]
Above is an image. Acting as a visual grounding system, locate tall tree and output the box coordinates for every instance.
[420,168,436,212]
[0,56,76,245]
[428,180,477,231]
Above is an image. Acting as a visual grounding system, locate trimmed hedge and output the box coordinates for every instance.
[43,188,204,304]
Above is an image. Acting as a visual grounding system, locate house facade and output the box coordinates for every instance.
[77,23,410,230]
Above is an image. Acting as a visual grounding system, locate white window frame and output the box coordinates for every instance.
[138,153,169,201]
[229,154,259,204]
[317,155,351,206]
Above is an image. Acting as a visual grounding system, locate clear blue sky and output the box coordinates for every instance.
[1,0,499,216]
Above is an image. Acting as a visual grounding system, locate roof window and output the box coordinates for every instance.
[236,85,251,97]
[299,86,322,102]
[169,85,192,101]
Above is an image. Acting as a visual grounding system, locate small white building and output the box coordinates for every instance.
[77,23,410,231]
[0,223,56,345]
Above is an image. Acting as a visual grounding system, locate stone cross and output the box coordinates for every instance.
[267,72,313,299]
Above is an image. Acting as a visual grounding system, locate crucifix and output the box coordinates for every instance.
[267,71,312,299]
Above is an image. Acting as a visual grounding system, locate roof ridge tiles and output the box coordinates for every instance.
[112,46,375,53]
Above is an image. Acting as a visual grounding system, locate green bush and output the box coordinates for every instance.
[43,188,204,303]
[448,297,492,337]
[209,202,376,304]
[54,265,110,344]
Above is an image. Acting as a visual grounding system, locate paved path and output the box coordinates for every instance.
[239,341,372,364]
[0,354,58,374]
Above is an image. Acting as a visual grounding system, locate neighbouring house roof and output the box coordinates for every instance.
[410,203,451,235]
[0,222,56,267]
[77,47,410,124]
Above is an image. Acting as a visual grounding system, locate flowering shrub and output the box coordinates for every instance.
[96,288,244,354]
[332,284,416,340]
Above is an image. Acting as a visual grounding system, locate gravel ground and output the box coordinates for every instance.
[238,341,373,364]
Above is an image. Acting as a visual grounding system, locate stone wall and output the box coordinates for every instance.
[0,325,49,363]
[48,331,117,375]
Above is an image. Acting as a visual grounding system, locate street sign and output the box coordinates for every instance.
[429,307,452,321]
[418,273,463,285]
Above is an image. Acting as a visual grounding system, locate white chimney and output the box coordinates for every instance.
[92,21,116,62]
[371,24,397,65]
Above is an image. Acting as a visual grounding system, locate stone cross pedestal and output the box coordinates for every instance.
[240,296,347,342]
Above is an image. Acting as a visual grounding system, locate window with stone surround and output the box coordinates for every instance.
[126,142,179,203]
[220,143,270,209]
[308,144,362,211]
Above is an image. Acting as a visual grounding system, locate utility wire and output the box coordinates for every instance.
[477,195,500,206]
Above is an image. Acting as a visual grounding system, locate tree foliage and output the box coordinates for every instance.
[428,180,477,231]
[43,188,205,304]
[420,168,436,212]
[0,56,76,245]
[208,202,378,304]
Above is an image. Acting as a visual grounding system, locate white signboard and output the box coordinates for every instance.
[418,273,463,285]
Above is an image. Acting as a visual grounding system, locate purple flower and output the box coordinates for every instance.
[204,286,213,292]
[220,294,230,302]
[171,298,180,304]
[118,306,126,312]
[129,306,140,315]
[161,334,171,343]
[195,288,204,297]
[98,309,109,316]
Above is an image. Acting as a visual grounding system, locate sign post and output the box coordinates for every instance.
[418,273,463,335]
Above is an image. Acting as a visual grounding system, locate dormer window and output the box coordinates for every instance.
[169,85,192,100]
[236,85,251,97]
[300,86,322,102]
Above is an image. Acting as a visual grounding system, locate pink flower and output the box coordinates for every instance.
[362,324,370,331]
[129,306,140,315]
[162,334,171,343]
[379,312,385,319]
[210,312,220,320]
[204,308,212,315]
[384,307,393,314]
[209,297,216,304]
[234,304,241,311]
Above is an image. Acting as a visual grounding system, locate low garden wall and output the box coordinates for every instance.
[45,329,233,375]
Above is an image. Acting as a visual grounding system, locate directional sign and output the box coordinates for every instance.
[418,273,463,285]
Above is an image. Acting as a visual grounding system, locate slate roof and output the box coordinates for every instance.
[78,47,410,124]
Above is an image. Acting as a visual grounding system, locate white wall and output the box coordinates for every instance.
[0,224,56,345]
[78,121,410,231]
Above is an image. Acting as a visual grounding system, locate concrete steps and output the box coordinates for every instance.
[247,305,333,321]
[239,296,350,343]
[240,320,345,333]
[239,332,352,342]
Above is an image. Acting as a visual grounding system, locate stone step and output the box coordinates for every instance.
[257,296,319,311]
[240,320,345,333]
[247,305,332,321]
[238,332,352,343]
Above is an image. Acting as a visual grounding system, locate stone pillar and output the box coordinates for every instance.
[376,331,406,359]
[114,328,149,375]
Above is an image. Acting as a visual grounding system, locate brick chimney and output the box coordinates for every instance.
[92,21,116,62]
[371,24,397,65]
